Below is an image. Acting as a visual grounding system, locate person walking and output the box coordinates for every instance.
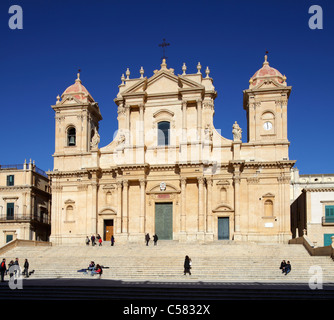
[111,235,115,246]
[91,234,95,246]
[145,233,150,246]
[153,234,158,246]
[0,259,6,282]
[184,255,192,276]
[23,259,29,278]
[85,236,90,246]
[98,237,103,246]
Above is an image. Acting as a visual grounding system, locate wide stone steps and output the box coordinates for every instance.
[3,242,334,283]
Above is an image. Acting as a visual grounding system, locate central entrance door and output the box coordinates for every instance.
[155,202,173,240]
[104,220,114,241]
[218,217,229,240]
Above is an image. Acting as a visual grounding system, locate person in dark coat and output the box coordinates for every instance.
[145,233,150,246]
[0,259,6,282]
[279,260,286,273]
[184,255,192,275]
[111,235,115,246]
[23,259,29,278]
[153,234,158,246]
[284,261,291,275]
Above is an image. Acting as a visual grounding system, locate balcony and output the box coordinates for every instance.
[0,213,50,225]
[322,216,334,226]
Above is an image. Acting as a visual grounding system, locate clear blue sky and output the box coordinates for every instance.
[0,0,333,174]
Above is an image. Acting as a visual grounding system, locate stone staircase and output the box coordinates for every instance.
[3,241,334,283]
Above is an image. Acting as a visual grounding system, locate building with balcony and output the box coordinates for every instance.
[290,168,334,246]
[0,160,51,245]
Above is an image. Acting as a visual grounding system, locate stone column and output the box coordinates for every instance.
[122,179,128,233]
[196,99,202,141]
[206,177,213,233]
[198,177,205,233]
[139,179,146,234]
[91,181,98,235]
[182,100,187,143]
[116,181,122,234]
[180,178,187,232]
[233,172,241,233]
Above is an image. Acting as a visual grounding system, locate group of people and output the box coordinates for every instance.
[83,261,103,277]
[0,257,32,282]
[86,234,115,246]
[145,233,158,246]
[279,260,292,275]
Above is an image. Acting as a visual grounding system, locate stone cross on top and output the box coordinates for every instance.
[159,38,170,60]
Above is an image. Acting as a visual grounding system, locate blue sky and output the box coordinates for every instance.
[0,0,333,174]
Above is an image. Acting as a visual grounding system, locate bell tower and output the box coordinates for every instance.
[52,73,102,170]
[243,55,292,145]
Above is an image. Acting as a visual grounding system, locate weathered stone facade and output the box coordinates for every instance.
[49,56,295,244]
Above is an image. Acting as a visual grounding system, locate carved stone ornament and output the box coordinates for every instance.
[232,121,242,141]
[90,128,100,149]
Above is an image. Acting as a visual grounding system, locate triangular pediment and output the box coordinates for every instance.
[121,69,204,96]
[252,79,287,90]
[59,95,83,105]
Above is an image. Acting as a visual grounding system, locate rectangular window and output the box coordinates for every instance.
[6,175,14,186]
[6,203,14,220]
[325,205,334,223]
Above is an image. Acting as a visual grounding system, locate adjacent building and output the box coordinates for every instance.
[290,168,334,246]
[0,160,51,245]
[49,56,295,245]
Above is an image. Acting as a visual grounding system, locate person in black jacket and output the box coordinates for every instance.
[279,260,286,273]
[145,233,150,246]
[284,261,291,275]
[0,259,6,282]
[23,259,29,278]
[153,234,158,246]
[184,256,192,276]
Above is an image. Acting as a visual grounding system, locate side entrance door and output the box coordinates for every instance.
[104,220,114,241]
[155,202,173,240]
[218,217,229,240]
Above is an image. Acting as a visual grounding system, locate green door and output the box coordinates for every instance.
[218,217,229,240]
[155,202,173,240]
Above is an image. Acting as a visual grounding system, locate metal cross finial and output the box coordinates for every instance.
[159,38,170,60]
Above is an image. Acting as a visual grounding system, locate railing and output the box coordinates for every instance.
[0,213,50,224]
[322,216,334,225]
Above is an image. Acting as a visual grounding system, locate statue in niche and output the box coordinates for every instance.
[90,127,100,149]
[116,133,126,146]
[232,121,242,141]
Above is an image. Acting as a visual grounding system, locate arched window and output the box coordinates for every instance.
[67,127,76,146]
[264,200,274,217]
[157,121,170,146]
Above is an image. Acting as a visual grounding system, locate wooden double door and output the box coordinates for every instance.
[104,220,114,241]
[155,202,173,240]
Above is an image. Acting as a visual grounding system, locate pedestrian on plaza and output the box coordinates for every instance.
[85,236,90,246]
[284,261,291,275]
[184,255,192,276]
[145,233,150,246]
[111,235,115,246]
[91,234,95,246]
[14,257,20,276]
[153,234,158,246]
[23,259,29,278]
[0,259,6,282]
[8,260,14,278]
[279,260,286,273]
[98,237,103,246]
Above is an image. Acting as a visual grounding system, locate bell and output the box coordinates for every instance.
[68,136,76,146]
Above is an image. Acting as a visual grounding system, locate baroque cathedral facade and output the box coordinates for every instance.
[49,56,295,244]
